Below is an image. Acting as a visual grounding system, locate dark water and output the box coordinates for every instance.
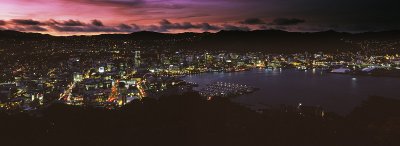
[183,69,400,115]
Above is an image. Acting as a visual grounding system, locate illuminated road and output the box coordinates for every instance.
[107,80,119,102]
[59,70,90,101]
[59,82,75,101]
[136,82,145,100]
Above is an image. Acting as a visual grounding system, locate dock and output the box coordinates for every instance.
[199,82,258,98]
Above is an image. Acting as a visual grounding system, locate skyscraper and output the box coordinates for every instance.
[135,51,141,67]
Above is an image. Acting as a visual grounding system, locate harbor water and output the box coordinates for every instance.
[183,69,400,115]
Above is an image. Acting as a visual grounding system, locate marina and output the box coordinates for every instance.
[184,69,400,115]
[199,82,258,98]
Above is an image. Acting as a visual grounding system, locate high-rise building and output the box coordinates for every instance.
[135,51,141,67]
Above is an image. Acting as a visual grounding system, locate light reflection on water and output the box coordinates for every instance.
[183,69,400,115]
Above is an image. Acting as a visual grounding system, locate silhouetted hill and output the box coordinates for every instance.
[0,30,51,39]
[1,93,400,146]
[1,30,400,53]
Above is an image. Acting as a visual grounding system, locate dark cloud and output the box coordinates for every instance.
[68,0,145,6]
[3,19,141,33]
[177,14,211,19]
[271,18,305,26]
[49,25,83,32]
[11,19,42,25]
[0,20,6,25]
[240,18,266,25]
[50,25,118,32]
[62,20,85,26]
[130,24,141,30]
[237,0,400,31]
[50,22,141,32]
[12,25,47,32]
[222,24,250,31]
[74,0,400,32]
[66,0,185,9]
[3,18,260,34]
[147,25,164,32]
[46,19,86,26]
[118,24,132,30]
[157,19,221,32]
[3,18,269,33]
[159,19,172,27]
[91,19,104,26]
[198,23,221,31]
[159,19,196,30]
[118,23,141,31]
[4,0,400,32]
[28,26,48,31]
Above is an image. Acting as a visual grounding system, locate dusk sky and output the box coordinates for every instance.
[0,0,399,35]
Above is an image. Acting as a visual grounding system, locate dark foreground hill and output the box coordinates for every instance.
[1,93,400,146]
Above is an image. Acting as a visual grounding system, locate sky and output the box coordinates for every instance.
[0,0,399,35]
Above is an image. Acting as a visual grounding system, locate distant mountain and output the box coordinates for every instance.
[0,30,51,39]
[1,30,400,53]
[2,29,400,40]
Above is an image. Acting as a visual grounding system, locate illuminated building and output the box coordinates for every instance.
[135,51,141,67]
[99,67,105,73]
[73,72,83,82]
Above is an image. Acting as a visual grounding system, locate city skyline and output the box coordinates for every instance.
[1,1,400,145]
[1,0,400,35]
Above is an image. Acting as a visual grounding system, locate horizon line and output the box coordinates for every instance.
[1,29,399,37]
